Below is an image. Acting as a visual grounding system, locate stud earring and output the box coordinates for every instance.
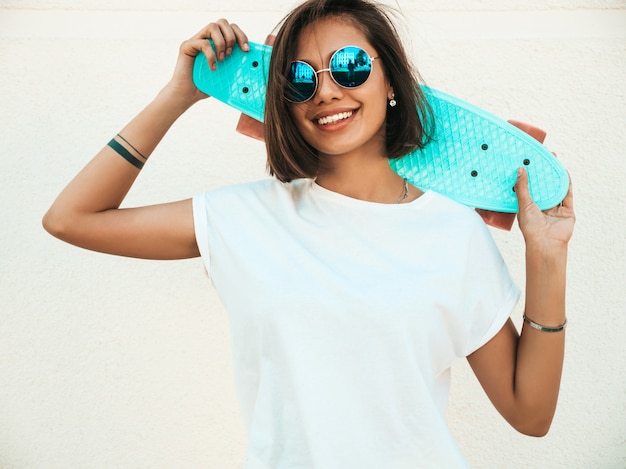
[389,93,397,107]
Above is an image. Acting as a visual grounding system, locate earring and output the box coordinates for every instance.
[389,93,397,107]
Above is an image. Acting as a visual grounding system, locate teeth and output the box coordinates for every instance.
[317,111,353,125]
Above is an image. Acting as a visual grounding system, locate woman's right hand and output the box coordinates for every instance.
[165,19,250,107]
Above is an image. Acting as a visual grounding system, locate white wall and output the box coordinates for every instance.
[1,1,625,468]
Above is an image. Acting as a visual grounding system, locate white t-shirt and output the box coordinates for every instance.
[193,178,520,468]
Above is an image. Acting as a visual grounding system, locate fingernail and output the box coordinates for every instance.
[226,47,233,56]
[218,52,225,61]
[242,42,250,51]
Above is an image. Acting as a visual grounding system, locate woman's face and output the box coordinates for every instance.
[288,17,393,165]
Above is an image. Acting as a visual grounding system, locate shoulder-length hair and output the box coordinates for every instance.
[264,0,434,182]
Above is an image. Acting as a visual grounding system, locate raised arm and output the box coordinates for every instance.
[467,167,575,436]
[42,20,249,260]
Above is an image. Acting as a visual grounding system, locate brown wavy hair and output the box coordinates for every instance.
[264,0,434,182]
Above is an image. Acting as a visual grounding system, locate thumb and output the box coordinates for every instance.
[514,167,534,211]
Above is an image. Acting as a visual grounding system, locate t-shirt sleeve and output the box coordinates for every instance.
[461,215,521,356]
[192,192,212,277]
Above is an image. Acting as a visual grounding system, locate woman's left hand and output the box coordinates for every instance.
[515,167,575,248]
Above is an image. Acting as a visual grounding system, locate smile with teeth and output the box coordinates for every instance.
[316,110,354,125]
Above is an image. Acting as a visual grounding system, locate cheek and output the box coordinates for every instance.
[361,91,390,129]
[374,93,390,116]
[364,75,391,121]
[289,105,315,138]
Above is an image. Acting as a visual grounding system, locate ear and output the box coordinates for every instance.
[387,87,395,100]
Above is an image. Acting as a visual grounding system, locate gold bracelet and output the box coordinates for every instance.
[523,315,567,333]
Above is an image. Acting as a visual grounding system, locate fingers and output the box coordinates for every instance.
[516,167,574,220]
[514,167,535,212]
[560,171,574,209]
[193,19,249,71]
[168,19,249,103]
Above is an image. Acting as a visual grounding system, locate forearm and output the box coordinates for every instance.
[114,86,199,177]
[469,170,574,436]
[513,242,568,434]
[43,87,193,229]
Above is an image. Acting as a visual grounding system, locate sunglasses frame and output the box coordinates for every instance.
[286,45,380,103]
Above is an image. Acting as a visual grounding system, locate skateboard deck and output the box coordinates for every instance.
[193,41,569,212]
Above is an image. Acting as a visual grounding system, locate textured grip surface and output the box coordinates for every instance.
[390,87,569,212]
[193,41,569,212]
[193,41,270,122]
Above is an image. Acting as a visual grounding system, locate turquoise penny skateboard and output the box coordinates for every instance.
[193,41,568,213]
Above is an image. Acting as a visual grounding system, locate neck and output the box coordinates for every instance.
[315,154,410,204]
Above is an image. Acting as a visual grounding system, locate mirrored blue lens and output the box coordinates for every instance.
[330,46,372,88]
[287,61,317,103]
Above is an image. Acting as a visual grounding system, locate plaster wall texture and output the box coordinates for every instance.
[1,1,625,468]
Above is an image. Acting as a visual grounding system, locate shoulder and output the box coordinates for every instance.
[195,178,299,200]
[412,191,505,265]
[193,178,313,211]
[421,191,489,233]
[197,178,282,197]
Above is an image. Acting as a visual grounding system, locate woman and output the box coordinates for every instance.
[43,0,575,467]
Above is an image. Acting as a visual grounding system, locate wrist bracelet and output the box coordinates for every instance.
[523,314,567,333]
[107,138,145,170]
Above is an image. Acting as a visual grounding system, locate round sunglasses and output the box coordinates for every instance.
[285,46,380,103]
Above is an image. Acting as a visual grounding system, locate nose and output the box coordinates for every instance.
[313,69,344,103]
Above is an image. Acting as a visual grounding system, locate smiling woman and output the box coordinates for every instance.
[41,0,575,467]
[283,17,399,191]
[265,3,432,185]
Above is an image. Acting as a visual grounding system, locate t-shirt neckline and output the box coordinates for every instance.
[310,179,434,209]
